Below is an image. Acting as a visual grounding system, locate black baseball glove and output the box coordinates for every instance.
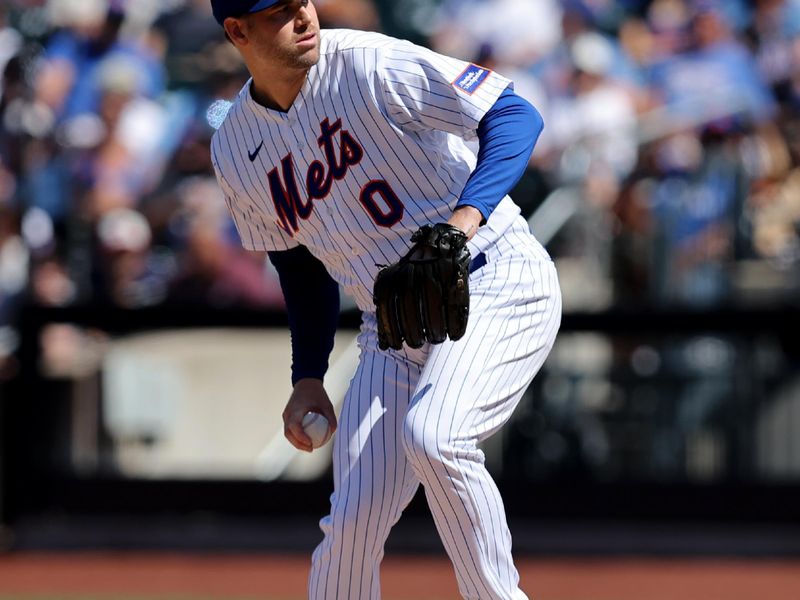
[373,223,471,351]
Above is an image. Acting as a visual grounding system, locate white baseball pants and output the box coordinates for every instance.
[309,218,561,599]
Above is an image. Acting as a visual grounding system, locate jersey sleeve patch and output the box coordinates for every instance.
[452,64,492,95]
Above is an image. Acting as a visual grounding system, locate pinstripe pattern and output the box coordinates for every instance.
[210,29,523,311]
[308,217,561,599]
[210,28,561,599]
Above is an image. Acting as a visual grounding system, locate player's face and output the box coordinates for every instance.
[241,0,321,71]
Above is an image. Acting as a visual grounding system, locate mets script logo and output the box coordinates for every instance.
[266,118,404,236]
[453,64,491,95]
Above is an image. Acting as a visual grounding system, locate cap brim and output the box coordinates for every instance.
[248,0,282,14]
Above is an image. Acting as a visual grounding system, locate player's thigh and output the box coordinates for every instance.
[410,255,560,443]
[334,341,425,478]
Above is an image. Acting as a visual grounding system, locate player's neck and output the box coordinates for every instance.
[250,68,309,113]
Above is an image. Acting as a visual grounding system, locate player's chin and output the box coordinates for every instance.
[296,48,321,68]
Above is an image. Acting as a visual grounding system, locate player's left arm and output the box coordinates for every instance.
[268,246,339,386]
[449,86,544,239]
[376,43,543,240]
[269,246,340,451]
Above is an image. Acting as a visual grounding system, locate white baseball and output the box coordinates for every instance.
[301,412,331,449]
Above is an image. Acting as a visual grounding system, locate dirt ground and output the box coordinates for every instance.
[0,553,798,600]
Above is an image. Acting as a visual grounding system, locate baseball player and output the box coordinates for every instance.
[209,1,561,598]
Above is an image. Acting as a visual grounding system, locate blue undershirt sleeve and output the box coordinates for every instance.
[268,246,340,386]
[456,86,544,222]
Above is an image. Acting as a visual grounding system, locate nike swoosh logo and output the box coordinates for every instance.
[248,141,264,162]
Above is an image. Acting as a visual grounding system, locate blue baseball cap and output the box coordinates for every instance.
[211,0,281,26]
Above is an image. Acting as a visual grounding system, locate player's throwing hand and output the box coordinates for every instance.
[282,378,337,453]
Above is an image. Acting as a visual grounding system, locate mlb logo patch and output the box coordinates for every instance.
[453,64,491,95]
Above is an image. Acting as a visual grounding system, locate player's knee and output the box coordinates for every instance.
[328,499,368,541]
[329,484,392,538]
[402,411,429,463]
[402,412,458,466]
[403,410,487,472]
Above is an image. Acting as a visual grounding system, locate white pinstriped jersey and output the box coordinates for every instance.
[211,29,526,312]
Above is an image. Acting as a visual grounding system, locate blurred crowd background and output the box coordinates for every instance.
[1,0,798,336]
[0,1,797,536]
[0,0,797,340]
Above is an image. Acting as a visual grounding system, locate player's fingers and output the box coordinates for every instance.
[285,429,313,453]
[319,405,337,432]
[284,419,313,452]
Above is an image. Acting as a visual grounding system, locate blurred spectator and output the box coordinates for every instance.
[0,201,27,321]
[35,0,165,122]
[646,131,746,306]
[549,31,640,181]
[649,1,776,128]
[151,0,243,91]
[165,176,284,309]
[81,57,169,216]
[315,0,381,31]
[750,0,800,107]
[531,1,641,99]
[0,7,22,102]
[93,207,167,307]
[432,0,563,66]
[742,122,800,268]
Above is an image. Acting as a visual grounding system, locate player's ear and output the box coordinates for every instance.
[223,17,249,46]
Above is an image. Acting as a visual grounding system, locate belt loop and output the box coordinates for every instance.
[469,252,487,274]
